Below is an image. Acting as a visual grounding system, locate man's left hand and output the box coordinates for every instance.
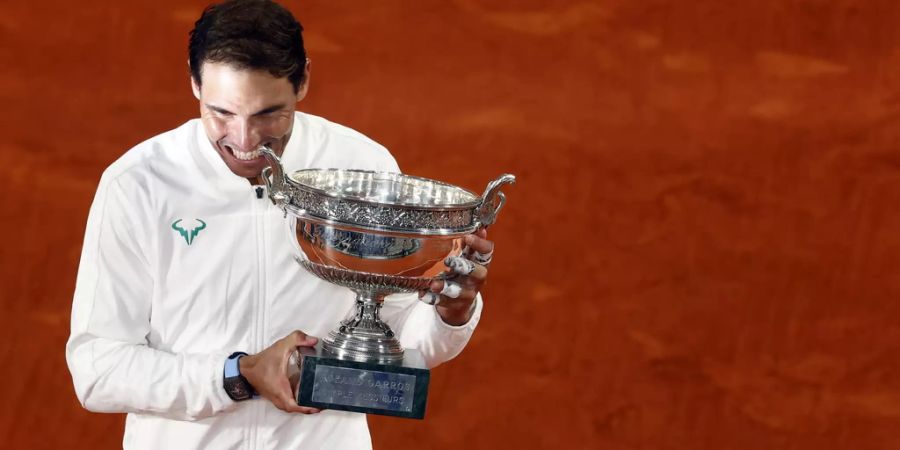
[420,229,494,326]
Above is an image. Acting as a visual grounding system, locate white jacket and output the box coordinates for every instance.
[66,112,482,449]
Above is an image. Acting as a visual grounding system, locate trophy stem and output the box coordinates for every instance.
[322,290,405,363]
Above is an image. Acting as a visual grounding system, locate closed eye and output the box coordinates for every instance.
[205,104,287,117]
[207,105,235,117]
[253,106,285,117]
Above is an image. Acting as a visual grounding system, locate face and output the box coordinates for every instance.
[192,61,309,180]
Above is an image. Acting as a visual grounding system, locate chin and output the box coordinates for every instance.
[229,167,264,179]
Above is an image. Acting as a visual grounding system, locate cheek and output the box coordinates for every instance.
[261,117,293,139]
[202,117,228,141]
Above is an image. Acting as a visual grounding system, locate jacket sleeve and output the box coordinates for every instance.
[65,173,234,421]
[381,293,483,369]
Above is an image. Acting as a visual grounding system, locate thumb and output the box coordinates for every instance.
[290,330,318,347]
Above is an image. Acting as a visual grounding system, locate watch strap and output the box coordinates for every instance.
[224,351,256,401]
[225,352,245,378]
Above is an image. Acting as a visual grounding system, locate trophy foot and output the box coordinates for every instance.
[323,327,404,363]
[323,290,404,363]
[295,342,430,419]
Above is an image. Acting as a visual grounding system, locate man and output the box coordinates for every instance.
[65,1,495,448]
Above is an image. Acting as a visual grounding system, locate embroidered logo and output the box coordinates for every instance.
[172,219,207,246]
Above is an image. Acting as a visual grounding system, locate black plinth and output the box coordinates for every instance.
[295,342,430,419]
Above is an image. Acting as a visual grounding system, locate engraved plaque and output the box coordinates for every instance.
[311,365,417,412]
[295,343,430,419]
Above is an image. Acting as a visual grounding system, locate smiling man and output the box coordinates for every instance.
[65,1,494,449]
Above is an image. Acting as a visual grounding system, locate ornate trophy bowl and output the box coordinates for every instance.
[260,147,514,419]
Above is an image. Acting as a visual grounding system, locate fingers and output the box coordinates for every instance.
[420,291,441,306]
[444,256,488,281]
[464,233,494,255]
[278,331,320,414]
[279,332,312,383]
[425,240,489,322]
[430,279,477,299]
[275,393,320,414]
[419,253,489,307]
[440,280,464,298]
[464,233,494,266]
[244,330,323,415]
[444,256,475,276]
[288,330,318,347]
[296,406,322,414]
[420,279,478,307]
[275,376,320,414]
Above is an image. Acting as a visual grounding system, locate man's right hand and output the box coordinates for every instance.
[240,330,321,414]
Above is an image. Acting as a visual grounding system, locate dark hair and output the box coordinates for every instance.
[188,0,307,92]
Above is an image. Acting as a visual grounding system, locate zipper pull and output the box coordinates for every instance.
[255,186,264,199]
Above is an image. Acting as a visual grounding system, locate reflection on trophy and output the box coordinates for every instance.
[260,146,515,419]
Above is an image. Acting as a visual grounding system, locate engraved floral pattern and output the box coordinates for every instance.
[289,188,474,231]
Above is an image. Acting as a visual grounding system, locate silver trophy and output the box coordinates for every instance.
[260,146,514,419]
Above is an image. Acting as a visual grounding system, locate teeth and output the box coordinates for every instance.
[232,148,261,161]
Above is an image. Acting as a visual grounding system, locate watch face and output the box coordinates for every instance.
[226,377,252,401]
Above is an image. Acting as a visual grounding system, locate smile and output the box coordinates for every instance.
[226,146,263,161]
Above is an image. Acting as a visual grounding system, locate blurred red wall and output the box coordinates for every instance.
[3,0,900,449]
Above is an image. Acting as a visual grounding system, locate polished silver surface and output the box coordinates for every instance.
[261,146,515,363]
[289,169,480,207]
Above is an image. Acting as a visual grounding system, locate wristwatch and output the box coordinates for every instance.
[223,352,256,401]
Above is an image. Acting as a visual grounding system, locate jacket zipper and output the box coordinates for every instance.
[252,185,267,450]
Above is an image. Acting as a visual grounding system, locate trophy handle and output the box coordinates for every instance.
[475,174,516,228]
[259,145,291,207]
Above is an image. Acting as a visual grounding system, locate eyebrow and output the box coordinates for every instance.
[206,103,287,116]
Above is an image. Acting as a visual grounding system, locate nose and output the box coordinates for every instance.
[229,118,262,152]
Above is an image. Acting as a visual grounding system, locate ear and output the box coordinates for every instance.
[191,76,201,101]
[295,59,311,102]
[189,60,201,100]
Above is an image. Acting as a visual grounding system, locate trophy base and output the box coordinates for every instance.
[295,342,430,419]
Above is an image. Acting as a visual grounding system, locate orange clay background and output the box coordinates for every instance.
[3,1,900,449]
